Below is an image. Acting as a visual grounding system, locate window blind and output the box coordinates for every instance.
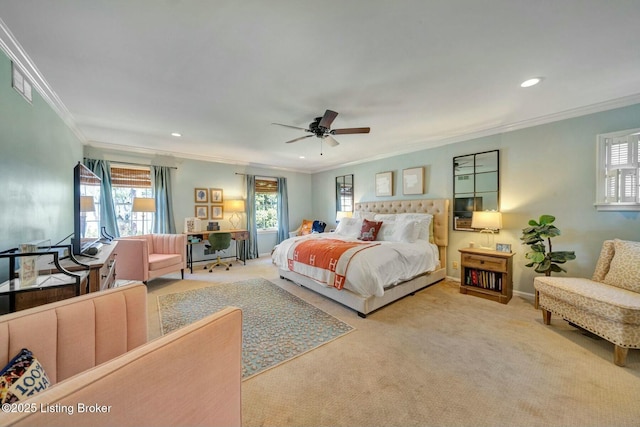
[111,167,152,188]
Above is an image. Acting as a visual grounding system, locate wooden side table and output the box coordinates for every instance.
[459,247,514,304]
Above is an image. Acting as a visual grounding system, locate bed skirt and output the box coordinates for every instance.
[278,267,446,318]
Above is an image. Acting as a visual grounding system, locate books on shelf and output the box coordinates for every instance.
[465,268,502,291]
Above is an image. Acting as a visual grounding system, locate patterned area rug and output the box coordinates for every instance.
[157,278,354,380]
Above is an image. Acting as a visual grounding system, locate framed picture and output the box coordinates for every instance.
[375,171,393,197]
[496,243,512,253]
[210,188,223,203]
[195,205,208,219]
[195,188,208,203]
[402,167,424,195]
[211,204,224,219]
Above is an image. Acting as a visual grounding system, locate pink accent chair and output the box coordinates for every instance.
[114,234,186,283]
[0,283,242,426]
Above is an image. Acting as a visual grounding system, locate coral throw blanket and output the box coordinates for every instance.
[286,238,380,290]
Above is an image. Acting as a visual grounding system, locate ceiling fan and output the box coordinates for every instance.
[272,109,370,149]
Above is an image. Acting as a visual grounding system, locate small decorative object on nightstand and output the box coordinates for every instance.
[459,247,514,304]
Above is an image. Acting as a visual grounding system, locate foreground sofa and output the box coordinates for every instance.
[0,283,242,426]
[535,239,640,366]
[115,233,186,283]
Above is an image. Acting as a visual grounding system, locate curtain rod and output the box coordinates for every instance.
[235,172,281,179]
[108,160,177,170]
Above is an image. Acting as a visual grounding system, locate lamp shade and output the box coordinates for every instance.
[223,199,245,213]
[132,197,156,213]
[336,211,353,222]
[471,211,502,230]
[80,195,95,212]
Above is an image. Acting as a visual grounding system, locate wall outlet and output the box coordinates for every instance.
[452,261,459,269]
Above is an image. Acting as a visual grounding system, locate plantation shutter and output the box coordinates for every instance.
[604,135,639,203]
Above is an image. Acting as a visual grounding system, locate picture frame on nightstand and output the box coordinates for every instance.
[496,243,512,253]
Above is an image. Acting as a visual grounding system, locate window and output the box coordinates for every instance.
[255,179,278,230]
[596,128,640,211]
[111,166,154,235]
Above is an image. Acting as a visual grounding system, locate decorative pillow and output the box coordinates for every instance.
[358,219,383,241]
[0,348,51,404]
[603,239,640,293]
[312,220,327,233]
[299,219,314,236]
[334,217,362,238]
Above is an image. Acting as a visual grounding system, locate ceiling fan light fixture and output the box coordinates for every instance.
[520,77,543,88]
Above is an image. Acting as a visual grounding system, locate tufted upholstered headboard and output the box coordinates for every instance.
[354,198,449,269]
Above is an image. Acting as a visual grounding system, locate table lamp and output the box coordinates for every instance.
[471,211,502,249]
[79,196,95,238]
[335,211,353,224]
[132,197,156,234]
[224,199,245,229]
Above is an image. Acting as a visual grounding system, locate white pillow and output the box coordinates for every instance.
[353,211,376,221]
[377,221,397,241]
[392,219,420,243]
[334,217,362,238]
[374,213,397,222]
[396,213,433,241]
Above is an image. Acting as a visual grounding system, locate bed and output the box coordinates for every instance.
[272,198,449,317]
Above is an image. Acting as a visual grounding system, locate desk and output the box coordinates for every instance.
[184,230,249,273]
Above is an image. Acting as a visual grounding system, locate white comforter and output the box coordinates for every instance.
[271,233,440,298]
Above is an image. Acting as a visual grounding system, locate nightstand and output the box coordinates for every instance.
[459,247,514,304]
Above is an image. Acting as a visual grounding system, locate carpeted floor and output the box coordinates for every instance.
[145,257,640,427]
[157,278,354,379]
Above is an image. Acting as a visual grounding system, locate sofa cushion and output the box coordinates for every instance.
[603,239,640,293]
[535,276,640,325]
[148,254,183,271]
[0,348,51,404]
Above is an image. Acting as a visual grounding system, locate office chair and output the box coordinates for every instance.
[204,233,232,272]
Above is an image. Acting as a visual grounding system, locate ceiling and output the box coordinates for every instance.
[1,1,640,173]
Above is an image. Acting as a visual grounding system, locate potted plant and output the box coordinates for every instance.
[521,214,576,274]
[521,214,576,307]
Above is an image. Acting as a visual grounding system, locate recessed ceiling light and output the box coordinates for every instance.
[520,77,543,88]
[299,156,305,159]
[171,132,182,137]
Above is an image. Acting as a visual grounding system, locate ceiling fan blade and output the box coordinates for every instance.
[318,110,338,129]
[284,135,313,144]
[272,123,309,131]
[323,135,340,147]
[331,127,370,135]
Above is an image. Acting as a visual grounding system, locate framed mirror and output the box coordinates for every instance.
[453,150,499,231]
[336,174,354,215]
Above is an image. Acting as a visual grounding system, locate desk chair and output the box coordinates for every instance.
[204,233,232,271]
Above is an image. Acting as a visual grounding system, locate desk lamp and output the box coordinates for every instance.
[471,211,502,249]
[224,199,245,229]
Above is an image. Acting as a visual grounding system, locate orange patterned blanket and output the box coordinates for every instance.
[286,238,380,290]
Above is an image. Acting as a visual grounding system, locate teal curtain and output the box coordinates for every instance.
[83,158,119,238]
[152,166,176,234]
[276,177,289,243]
[245,174,259,259]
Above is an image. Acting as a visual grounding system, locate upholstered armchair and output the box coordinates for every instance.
[114,234,186,283]
[535,239,640,366]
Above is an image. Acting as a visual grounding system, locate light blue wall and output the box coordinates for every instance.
[84,147,313,256]
[312,104,640,296]
[0,52,83,280]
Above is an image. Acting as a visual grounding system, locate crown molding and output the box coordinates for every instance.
[0,17,86,143]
